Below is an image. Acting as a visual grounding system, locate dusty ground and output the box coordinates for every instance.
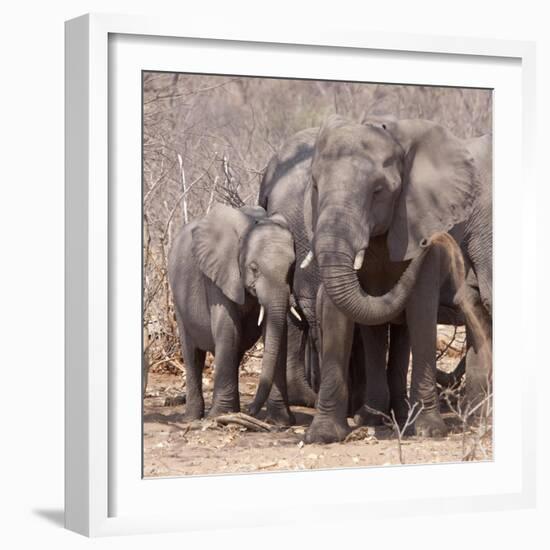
[143,327,492,478]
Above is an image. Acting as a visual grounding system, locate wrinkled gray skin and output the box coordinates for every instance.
[270,116,481,444]
[456,134,493,407]
[167,204,296,424]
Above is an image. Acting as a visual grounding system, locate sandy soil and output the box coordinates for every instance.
[143,327,492,478]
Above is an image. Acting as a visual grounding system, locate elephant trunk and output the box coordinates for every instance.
[248,295,289,416]
[315,234,429,325]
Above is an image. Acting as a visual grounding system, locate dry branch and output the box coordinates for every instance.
[360,401,424,464]
[214,413,275,432]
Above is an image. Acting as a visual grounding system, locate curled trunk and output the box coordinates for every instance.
[315,237,429,325]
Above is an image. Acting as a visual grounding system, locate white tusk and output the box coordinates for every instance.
[290,306,302,321]
[354,249,365,271]
[257,305,265,326]
[300,250,314,269]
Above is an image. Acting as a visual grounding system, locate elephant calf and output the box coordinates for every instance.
[168,204,298,423]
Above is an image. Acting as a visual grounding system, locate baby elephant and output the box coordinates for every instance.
[168,203,298,423]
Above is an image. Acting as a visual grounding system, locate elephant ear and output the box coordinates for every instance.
[191,204,254,304]
[386,119,479,261]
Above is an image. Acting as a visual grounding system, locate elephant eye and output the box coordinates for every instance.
[249,261,259,274]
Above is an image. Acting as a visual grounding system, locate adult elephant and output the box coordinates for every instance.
[301,115,483,443]
[259,131,373,413]
[168,204,299,423]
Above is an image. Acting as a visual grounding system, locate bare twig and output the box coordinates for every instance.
[214,413,275,432]
[442,384,493,461]
[177,153,189,224]
[206,176,218,214]
[360,401,425,464]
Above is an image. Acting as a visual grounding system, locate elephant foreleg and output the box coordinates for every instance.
[406,249,449,437]
[208,303,242,417]
[304,286,353,444]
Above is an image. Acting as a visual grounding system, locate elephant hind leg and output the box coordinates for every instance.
[285,321,317,407]
[387,323,410,427]
[464,327,492,417]
[353,324,390,427]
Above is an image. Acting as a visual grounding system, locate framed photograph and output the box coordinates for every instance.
[65,13,536,536]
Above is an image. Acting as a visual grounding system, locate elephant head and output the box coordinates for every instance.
[191,203,296,413]
[305,115,478,324]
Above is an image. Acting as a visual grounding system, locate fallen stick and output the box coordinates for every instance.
[214,413,274,432]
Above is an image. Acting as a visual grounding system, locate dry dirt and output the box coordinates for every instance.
[143,327,492,478]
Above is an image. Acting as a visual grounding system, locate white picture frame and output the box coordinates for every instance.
[65,13,537,537]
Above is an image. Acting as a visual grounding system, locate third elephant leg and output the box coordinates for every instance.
[264,323,296,426]
[464,325,492,415]
[387,323,411,427]
[304,286,353,444]
[285,318,317,407]
[353,324,390,427]
[175,309,206,420]
[406,248,449,437]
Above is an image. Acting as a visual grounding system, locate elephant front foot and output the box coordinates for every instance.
[414,409,448,437]
[304,413,351,444]
[353,404,388,427]
[287,383,317,408]
[181,402,204,422]
[207,397,240,418]
[265,401,296,426]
